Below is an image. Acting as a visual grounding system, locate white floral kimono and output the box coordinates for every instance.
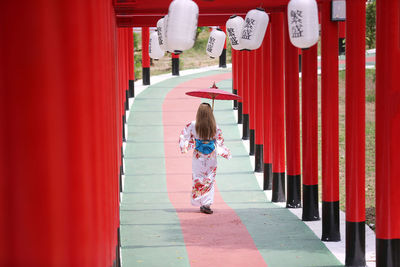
[179,121,231,207]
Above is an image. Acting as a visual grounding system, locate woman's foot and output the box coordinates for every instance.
[200,205,213,214]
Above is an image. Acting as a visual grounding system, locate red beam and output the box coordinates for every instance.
[114,0,289,16]
[117,14,247,27]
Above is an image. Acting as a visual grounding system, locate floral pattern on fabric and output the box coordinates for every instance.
[179,121,231,206]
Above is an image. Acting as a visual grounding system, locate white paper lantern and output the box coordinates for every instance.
[162,15,174,53]
[149,31,165,60]
[206,28,226,58]
[240,8,269,50]
[287,0,319,48]
[226,15,245,50]
[156,16,168,51]
[166,0,199,54]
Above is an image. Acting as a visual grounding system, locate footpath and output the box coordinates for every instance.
[119,65,370,266]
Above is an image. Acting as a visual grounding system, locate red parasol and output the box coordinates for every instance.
[185,82,241,110]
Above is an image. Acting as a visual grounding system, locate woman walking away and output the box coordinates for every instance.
[179,102,231,214]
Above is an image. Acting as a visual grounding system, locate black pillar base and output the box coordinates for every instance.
[377,238,400,267]
[249,129,255,155]
[233,89,238,110]
[172,58,180,76]
[299,54,302,73]
[322,201,341,241]
[242,114,250,140]
[122,115,126,142]
[129,80,135,98]
[254,145,263,172]
[339,38,346,55]
[346,221,366,266]
[238,102,243,124]
[120,145,124,176]
[286,175,301,208]
[125,89,129,111]
[263,163,272,190]
[272,172,285,202]
[119,165,123,193]
[142,67,150,85]
[219,48,227,68]
[116,227,121,267]
[302,184,320,221]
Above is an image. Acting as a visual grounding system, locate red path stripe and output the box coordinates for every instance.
[162,73,267,267]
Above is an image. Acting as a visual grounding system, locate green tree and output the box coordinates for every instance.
[366,0,376,49]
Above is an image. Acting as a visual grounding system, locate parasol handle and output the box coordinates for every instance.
[212,98,214,111]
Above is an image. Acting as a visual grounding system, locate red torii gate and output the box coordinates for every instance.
[0,0,399,266]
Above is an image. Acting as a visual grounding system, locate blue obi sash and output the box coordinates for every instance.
[195,139,215,155]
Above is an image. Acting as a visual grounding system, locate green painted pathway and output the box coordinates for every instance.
[121,69,343,267]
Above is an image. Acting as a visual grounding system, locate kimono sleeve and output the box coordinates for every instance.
[215,126,231,159]
[179,121,195,153]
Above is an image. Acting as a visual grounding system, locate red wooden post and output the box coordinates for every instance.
[0,0,119,265]
[376,0,400,265]
[172,53,180,76]
[219,25,227,68]
[128,28,135,98]
[284,14,301,209]
[301,44,320,221]
[345,0,366,265]
[242,51,250,140]
[141,27,150,85]
[124,29,130,111]
[237,51,243,124]
[249,50,256,155]
[321,1,340,241]
[338,22,346,55]
[254,45,264,173]
[270,12,285,202]
[232,49,238,109]
[262,26,272,190]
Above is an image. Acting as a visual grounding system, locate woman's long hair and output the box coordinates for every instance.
[195,103,216,140]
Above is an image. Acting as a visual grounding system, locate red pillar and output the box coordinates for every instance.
[123,29,130,111]
[141,27,150,85]
[128,28,135,98]
[376,0,400,265]
[345,0,366,265]
[237,51,243,124]
[249,50,256,156]
[338,22,346,55]
[0,0,119,266]
[254,45,264,173]
[242,51,250,140]
[270,12,285,202]
[262,26,272,190]
[301,44,320,221]
[219,25,227,68]
[284,15,301,209]
[321,1,340,241]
